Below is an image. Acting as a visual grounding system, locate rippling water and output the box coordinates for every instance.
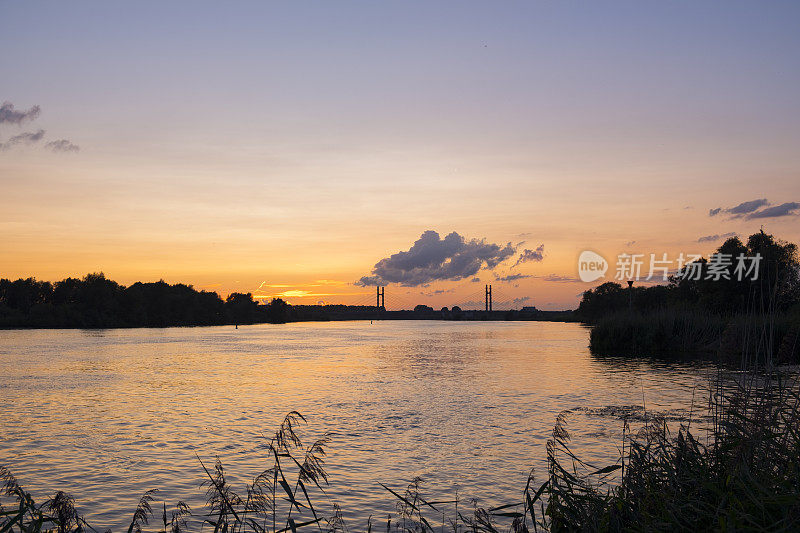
[0,321,716,529]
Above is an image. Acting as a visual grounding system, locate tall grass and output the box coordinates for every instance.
[1,412,337,533]
[589,309,726,356]
[540,372,800,531]
[589,309,799,365]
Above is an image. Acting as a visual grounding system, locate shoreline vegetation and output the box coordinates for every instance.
[578,231,800,365]
[0,275,574,330]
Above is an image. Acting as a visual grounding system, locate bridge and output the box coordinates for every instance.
[343,284,528,312]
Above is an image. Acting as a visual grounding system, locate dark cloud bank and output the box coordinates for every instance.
[357,231,542,287]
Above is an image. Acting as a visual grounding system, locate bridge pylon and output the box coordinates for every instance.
[376,286,385,309]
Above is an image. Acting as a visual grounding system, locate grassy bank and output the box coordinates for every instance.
[541,373,800,531]
[3,372,800,532]
[588,310,800,364]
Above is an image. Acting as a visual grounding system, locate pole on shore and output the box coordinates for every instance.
[627,280,634,311]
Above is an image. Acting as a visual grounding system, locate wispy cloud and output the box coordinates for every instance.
[455,300,485,310]
[697,232,737,243]
[708,198,798,219]
[538,274,583,283]
[0,129,45,150]
[0,102,40,125]
[709,198,769,218]
[45,139,80,153]
[513,244,544,267]
[747,202,800,219]
[495,273,532,282]
[0,102,79,153]
[253,289,364,300]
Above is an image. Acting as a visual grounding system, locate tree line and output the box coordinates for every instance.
[577,230,800,320]
[0,273,289,328]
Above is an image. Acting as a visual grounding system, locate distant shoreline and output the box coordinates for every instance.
[0,311,581,331]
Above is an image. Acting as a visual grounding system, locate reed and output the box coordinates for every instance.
[588,309,799,365]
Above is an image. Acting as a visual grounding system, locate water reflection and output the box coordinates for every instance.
[0,322,717,530]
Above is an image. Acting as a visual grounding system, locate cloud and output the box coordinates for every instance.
[728,198,769,215]
[0,102,41,125]
[697,232,737,243]
[45,139,80,153]
[455,300,484,309]
[710,199,769,218]
[470,277,481,283]
[356,230,516,287]
[0,102,79,153]
[0,129,46,150]
[354,275,381,286]
[495,273,532,282]
[747,202,800,219]
[513,244,544,266]
[538,274,582,283]
[512,296,533,306]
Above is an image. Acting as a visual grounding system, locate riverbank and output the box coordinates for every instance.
[0,307,579,329]
[588,309,800,365]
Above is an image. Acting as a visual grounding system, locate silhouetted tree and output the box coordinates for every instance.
[578,231,800,319]
[226,292,259,325]
[264,297,289,323]
[0,275,252,328]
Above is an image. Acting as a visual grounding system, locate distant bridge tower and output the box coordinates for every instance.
[485,284,492,312]
[376,286,385,309]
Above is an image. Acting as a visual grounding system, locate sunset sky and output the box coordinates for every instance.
[2,2,799,310]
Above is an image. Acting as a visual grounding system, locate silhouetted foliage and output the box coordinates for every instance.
[578,231,800,321]
[578,231,800,359]
[226,292,260,325]
[0,273,289,328]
